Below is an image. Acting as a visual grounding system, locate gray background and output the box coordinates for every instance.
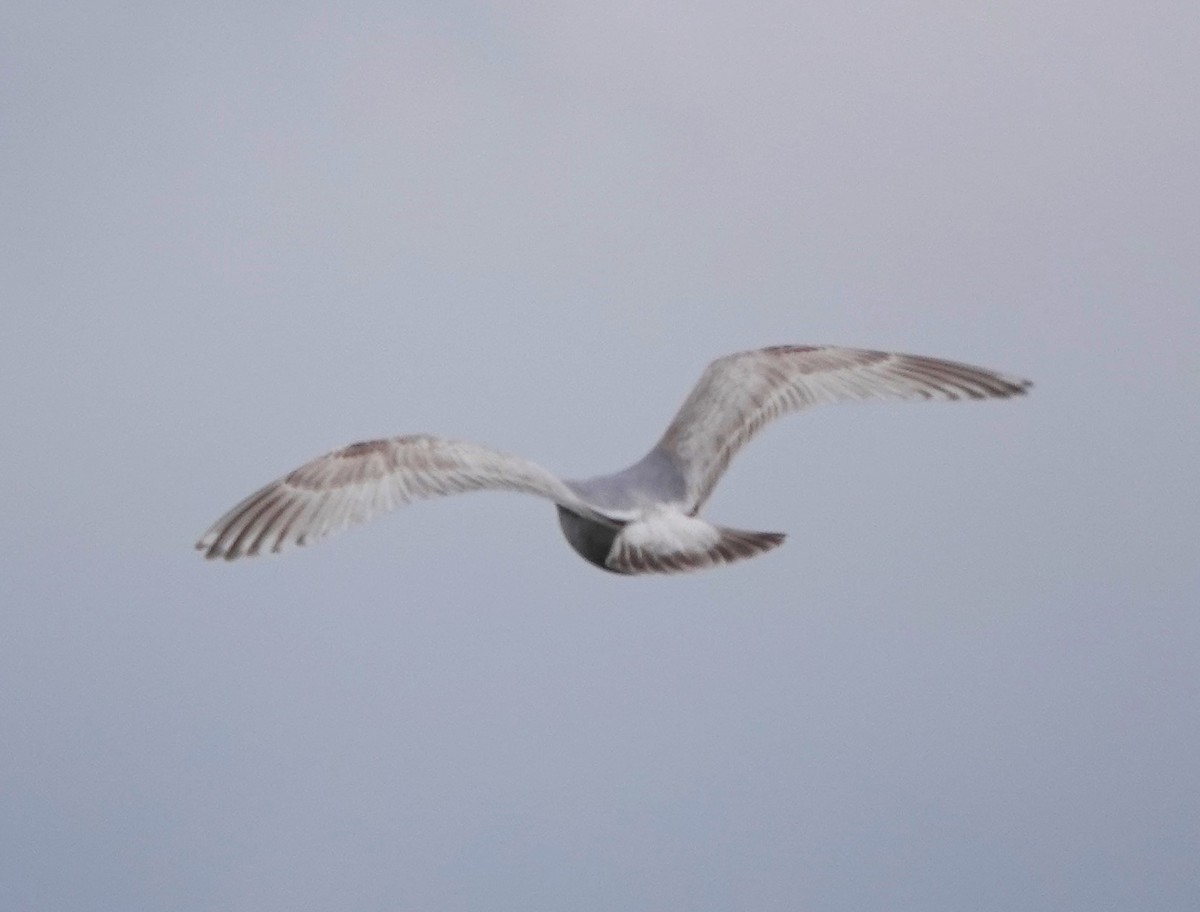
[3,2,1198,910]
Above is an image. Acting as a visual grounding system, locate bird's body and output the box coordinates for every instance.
[197,345,1030,574]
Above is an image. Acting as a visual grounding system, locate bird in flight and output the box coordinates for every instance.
[197,345,1030,574]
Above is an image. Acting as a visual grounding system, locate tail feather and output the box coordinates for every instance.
[606,512,785,575]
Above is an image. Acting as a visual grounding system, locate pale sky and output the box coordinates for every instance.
[3,3,1198,910]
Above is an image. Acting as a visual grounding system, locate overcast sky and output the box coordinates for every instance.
[3,2,1198,910]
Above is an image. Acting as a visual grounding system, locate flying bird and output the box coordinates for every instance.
[197,345,1030,574]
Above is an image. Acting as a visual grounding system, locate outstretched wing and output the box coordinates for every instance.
[197,434,599,560]
[656,345,1031,511]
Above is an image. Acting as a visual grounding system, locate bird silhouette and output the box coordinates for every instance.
[197,345,1030,574]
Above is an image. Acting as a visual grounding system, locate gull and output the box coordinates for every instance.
[197,345,1030,574]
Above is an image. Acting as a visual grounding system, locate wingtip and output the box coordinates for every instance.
[196,543,225,561]
[1002,376,1033,398]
